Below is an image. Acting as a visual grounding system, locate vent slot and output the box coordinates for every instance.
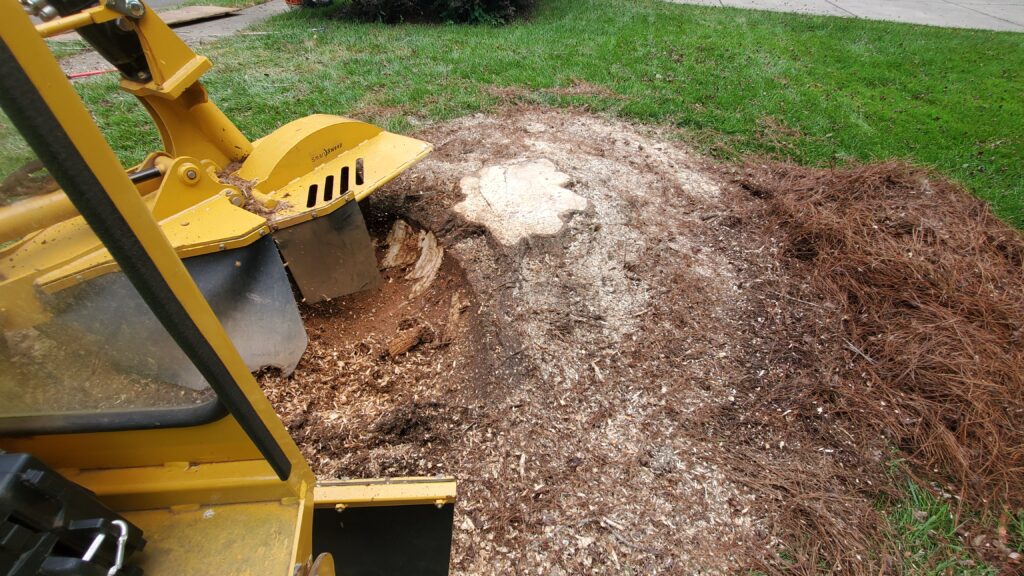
[323,175,335,202]
[306,183,318,208]
[355,158,364,186]
[340,166,350,194]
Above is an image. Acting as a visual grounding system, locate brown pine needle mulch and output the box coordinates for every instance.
[737,161,1024,508]
[729,160,1024,572]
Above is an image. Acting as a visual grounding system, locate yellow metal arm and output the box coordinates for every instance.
[40,0,254,165]
[35,3,118,38]
[6,0,252,243]
[116,3,253,165]
[0,189,78,244]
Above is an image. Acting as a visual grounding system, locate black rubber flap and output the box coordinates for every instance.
[312,504,454,576]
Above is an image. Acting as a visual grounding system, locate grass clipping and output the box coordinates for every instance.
[739,161,1024,509]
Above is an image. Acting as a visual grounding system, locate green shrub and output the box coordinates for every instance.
[339,0,534,24]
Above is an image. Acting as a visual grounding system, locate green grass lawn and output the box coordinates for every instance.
[884,480,1001,575]
[45,38,90,59]
[880,473,1024,573]
[56,0,1024,226]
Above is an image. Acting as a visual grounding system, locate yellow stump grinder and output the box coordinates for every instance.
[1,0,431,390]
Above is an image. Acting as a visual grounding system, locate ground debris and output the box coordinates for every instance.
[381,220,420,268]
[408,228,443,297]
[381,218,444,297]
[387,325,428,358]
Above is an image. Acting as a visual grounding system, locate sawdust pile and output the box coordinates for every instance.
[263,109,764,573]
[259,109,1024,574]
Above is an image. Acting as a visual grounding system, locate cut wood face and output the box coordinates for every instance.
[454,158,587,246]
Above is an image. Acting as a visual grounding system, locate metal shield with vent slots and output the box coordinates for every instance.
[273,200,382,304]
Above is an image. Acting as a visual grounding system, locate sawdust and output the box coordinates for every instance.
[262,108,762,573]
[259,108,1024,573]
[217,162,289,217]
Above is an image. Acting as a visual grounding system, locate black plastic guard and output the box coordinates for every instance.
[312,504,454,576]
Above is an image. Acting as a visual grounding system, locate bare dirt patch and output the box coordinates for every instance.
[259,108,1024,574]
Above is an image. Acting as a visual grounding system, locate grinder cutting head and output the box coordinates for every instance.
[0,0,431,389]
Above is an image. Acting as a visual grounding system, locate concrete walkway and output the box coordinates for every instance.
[669,0,1024,32]
[60,1,290,75]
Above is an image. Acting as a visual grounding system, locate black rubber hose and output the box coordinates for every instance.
[128,166,161,183]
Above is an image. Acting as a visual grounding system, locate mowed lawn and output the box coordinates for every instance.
[65,0,1024,225]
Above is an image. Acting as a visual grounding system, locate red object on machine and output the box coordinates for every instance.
[66,68,118,79]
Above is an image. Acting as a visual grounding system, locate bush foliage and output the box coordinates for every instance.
[340,0,534,23]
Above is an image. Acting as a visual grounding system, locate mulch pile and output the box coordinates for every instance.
[727,160,1024,572]
[738,161,1024,507]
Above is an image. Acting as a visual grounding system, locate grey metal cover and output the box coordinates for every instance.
[273,200,382,304]
[41,236,307,390]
